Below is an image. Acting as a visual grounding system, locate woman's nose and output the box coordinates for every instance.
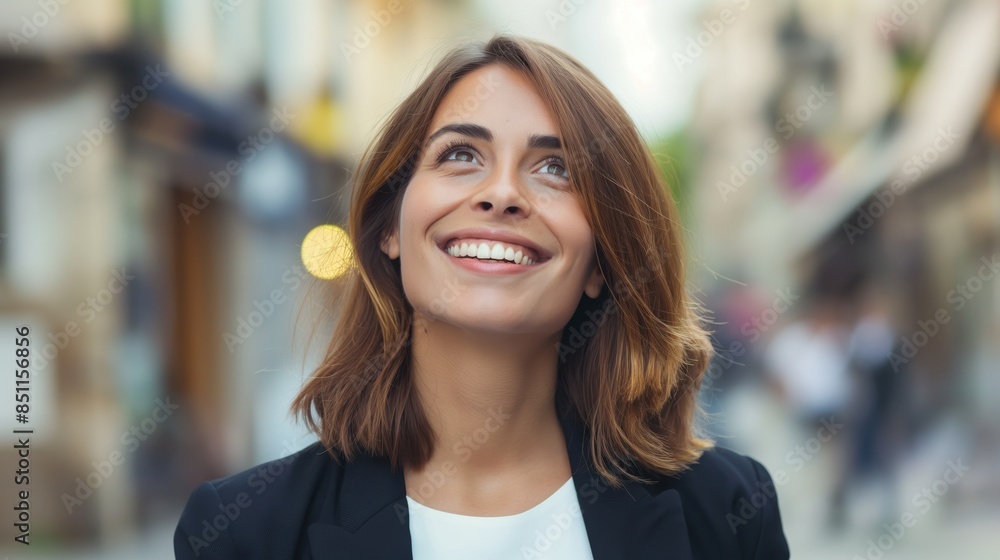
[470,165,532,217]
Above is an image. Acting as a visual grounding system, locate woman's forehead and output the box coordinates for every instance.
[426,65,561,141]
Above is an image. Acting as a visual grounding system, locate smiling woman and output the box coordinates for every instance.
[174,34,790,560]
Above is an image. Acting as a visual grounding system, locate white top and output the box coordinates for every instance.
[406,477,595,560]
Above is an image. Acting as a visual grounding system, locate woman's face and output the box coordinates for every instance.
[381,63,604,336]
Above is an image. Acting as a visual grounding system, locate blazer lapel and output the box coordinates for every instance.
[557,400,694,560]
[307,450,413,559]
[308,398,693,560]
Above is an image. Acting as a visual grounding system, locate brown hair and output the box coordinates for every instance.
[291,33,715,486]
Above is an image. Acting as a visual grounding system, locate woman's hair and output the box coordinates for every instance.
[291,33,716,486]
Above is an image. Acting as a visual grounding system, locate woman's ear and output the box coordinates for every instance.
[584,264,604,299]
[381,230,400,260]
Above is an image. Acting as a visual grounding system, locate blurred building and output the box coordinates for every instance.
[688,1,1000,553]
[0,0,490,548]
[689,0,999,415]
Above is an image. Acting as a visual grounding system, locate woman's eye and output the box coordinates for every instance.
[444,149,477,164]
[539,161,569,179]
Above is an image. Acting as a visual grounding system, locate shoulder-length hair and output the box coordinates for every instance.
[291,33,715,487]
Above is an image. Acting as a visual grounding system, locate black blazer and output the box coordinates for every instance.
[174,400,790,559]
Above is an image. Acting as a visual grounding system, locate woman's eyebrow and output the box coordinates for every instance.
[424,123,492,148]
[422,124,563,151]
[527,134,561,150]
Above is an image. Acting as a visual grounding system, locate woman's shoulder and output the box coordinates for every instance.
[667,444,779,493]
[649,444,790,559]
[188,441,336,500]
[173,442,337,559]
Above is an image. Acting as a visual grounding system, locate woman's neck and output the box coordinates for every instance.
[403,314,573,514]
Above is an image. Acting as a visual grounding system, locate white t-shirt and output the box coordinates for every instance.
[406,477,595,560]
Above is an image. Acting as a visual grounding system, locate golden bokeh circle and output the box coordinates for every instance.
[301,224,354,279]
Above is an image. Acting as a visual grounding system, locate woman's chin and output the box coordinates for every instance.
[420,312,558,337]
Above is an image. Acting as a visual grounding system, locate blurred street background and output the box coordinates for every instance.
[1,0,998,558]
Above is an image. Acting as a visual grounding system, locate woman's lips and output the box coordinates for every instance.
[439,245,548,275]
[442,238,545,263]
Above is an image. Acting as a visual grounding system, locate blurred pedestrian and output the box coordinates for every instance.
[764,299,852,432]
[829,291,905,531]
[764,298,855,531]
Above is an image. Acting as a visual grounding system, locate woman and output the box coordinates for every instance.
[174,34,790,559]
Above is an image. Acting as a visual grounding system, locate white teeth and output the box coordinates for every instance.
[445,241,536,265]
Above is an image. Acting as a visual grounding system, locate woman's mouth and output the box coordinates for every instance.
[438,241,550,274]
